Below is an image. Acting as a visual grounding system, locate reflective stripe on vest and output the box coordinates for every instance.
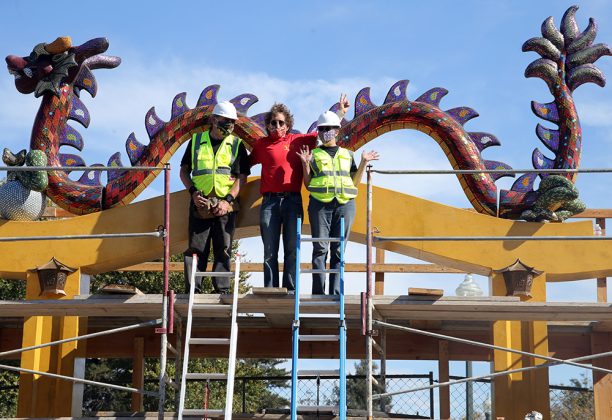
[307,148,357,204]
[191,131,241,196]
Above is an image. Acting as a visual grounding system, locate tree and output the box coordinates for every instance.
[550,373,594,419]
[329,359,392,412]
[0,278,25,417]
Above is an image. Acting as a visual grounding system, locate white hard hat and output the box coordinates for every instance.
[212,101,238,120]
[317,111,341,128]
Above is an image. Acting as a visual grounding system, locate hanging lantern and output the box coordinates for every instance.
[494,259,542,297]
[33,257,75,296]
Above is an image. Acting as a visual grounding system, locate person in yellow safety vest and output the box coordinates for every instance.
[179,100,250,294]
[298,107,379,295]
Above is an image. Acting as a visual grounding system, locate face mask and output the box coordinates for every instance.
[268,128,286,140]
[319,129,338,144]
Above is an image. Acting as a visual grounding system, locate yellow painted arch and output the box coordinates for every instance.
[0,178,608,281]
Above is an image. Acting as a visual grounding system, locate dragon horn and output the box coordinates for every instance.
[45,36,73,54]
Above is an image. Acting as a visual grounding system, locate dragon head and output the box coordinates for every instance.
[6,36,120,98]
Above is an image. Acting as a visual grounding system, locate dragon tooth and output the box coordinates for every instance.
[532,148,555,177]
[415,88,448,107]
[250,112,268,132]
[525,58,558,93]
[531,101,560,123]
[197,84,220,108]
[509,173,537,193]
[567,43,612,68]
[171,92,190,119]
[560,5,580,47]
[568,17,597,54]
[230,94,258,115]
[384,80,409,104]
[125,133,147,165]
[541,16,564,51]
[73,64,98,97]
[535,124,560,152]
[59,125,84,151]
[59,153,86,172]
[468,132,501,152]
[522,37,561,61]
[354,87,377,117]
[144,107,165,139]
[68,95,91,128]
[78,164,103,186]
[107,152,126,183]
[567,63,607,91]
[484,160,514,181]
[445,107,478,126]
[307,121,317,134]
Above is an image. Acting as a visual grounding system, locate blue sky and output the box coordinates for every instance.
[1,0,610,407]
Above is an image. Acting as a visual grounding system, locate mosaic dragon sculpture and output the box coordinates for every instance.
[2,6,611,221]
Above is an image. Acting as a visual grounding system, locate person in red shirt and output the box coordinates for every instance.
[250,96,349,292]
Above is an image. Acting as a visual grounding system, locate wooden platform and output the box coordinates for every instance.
[0,293,610,323]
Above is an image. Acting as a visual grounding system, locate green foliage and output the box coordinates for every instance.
[0,361,19,418]
[0,278,26,300]
[551,373,594,419]
[329,360,392,411]
[0,279,24,417]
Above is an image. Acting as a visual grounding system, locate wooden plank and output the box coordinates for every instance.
[251,287,288,295]
[438,341,450,419]
[118,261,465,274]
[408,288,444,297]
[1,295,611,322]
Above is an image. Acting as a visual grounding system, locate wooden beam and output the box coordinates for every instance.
[131,337,144,412]
[375,248,385,295]
[118,261,465,274]
[596,218,608,303]
[438,341,450,420]
[592,332,612,420]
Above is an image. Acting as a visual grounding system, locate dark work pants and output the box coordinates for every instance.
[184,204,236,293]
[308,198,355,295]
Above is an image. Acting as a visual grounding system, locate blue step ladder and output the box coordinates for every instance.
[290,217,346,419]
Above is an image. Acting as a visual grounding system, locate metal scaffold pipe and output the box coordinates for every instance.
[0,231,163,242]
[373,320,612,375]
[370,168,612,175]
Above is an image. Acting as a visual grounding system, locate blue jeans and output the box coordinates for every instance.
[308,198,355,295]
[260,192,303,291]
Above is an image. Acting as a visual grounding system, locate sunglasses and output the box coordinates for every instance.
[318,126,338,132]
[269,120,286,128]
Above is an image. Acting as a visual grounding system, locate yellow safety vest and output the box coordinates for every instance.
[308,148,358,204]
[190,131,242,197]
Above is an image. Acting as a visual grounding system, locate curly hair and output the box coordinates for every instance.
[265,103,294,132]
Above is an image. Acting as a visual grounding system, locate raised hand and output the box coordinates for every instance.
[338,93,350,117]
[361,150,380,163]
[297,145,312,165]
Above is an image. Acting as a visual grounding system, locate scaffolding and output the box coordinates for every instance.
[0,164,173,420]
[362,165,612,419]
